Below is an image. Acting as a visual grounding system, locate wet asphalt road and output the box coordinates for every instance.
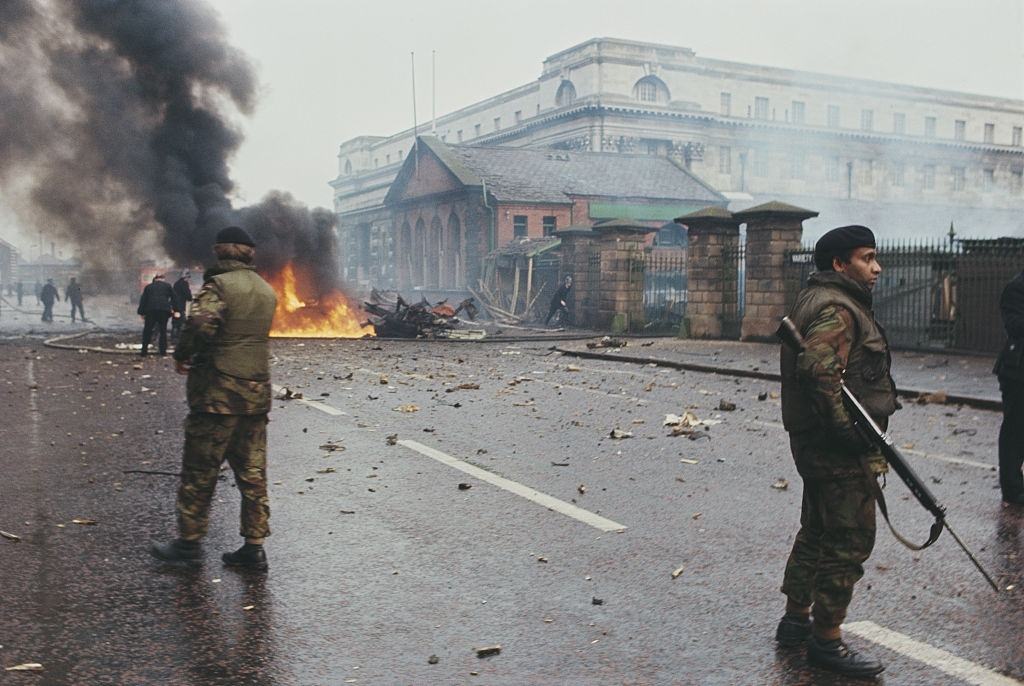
[0,338,1021,686]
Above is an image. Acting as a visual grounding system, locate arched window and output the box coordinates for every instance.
[555,80,577,107]
[633,75,670,104]
[343,159,352,175]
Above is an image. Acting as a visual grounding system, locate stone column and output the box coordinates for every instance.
[592,220,656,332]
[734,201,818,341]
[555,227,596,327]
[676,206,740,339]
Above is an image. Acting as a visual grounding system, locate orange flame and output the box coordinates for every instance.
[268,263,373,338]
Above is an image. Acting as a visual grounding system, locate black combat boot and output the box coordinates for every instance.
[149,538,201,564]
[222,543,268,571]
[807,635,884,678]
[774,614,812,646]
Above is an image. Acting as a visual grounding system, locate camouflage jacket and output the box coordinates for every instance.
[174,260,274,415]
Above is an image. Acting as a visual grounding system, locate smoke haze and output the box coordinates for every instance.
[0,0,339,287]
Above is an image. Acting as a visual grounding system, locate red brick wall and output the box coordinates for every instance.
[494,203,572,247]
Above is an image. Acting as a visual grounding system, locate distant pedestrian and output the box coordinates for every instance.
[40,279,59,322]
[137,274,176,356]
[994,270,1024,507]
[16,281,23,307]
[34,280,42,305]
[171,271,193,342]
[150,226,277,571]
[544,275,573,326]
[66,277,86,322]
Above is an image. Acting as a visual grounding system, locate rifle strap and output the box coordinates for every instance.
[858,454,944,551]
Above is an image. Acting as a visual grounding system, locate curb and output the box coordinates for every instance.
[553,346,1003,412]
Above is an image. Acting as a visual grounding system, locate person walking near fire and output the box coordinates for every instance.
[150,226,278,571]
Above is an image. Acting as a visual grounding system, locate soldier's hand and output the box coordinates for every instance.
[175,360,191,375]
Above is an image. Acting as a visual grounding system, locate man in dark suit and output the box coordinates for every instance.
[171,271,193,342]
[138,274,177,356]
[995,270,1024,506]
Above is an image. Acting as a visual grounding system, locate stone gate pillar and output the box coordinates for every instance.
[592,220,656,332]
[675,206,740,339]
[734,201,818,341]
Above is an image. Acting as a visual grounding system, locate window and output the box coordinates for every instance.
[827,105,840,128]
[954,120,966,140]
[893,113,906,134]
[891,163,905,187]
[493,117,501,131]
[791,100,805,124]
[555,80,577,107]
[860,109,873,131]
[343,159,352,175]
[983,168,995,191]
[924,116,936,138]
[788,152,804,179]
[753,150,769,177]
[952,166,966,191]
[638,80,658,102]
[1013,168,1023,193]
[513,215,528,238]
[754,97,769,120]
[923,164,936,189]
[514,110,522,124]
[542,216,557,236]
[984,123,995,143]
[720,92,731,116]
[474,124,481,137]
[1014,126,1022,146]
[457,129,463,143]
[859,159,873,186]
[827,156,841,182]
[719,146,731,174]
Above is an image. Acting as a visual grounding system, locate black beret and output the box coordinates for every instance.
[814,225,875,271]
[215,225,255,247]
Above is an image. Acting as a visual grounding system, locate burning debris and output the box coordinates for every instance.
[362,290,479,339]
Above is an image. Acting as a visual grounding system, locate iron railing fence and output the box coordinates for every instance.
[641,250,688,333]
[785,238,1024,353]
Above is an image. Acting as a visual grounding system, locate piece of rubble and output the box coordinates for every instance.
[0,530,21,542]
[428,655,439,665]
[475,645,502,658]
[446,383,480,392]
[317,467,337,474]
[71,518,97,526]
[916,391,948,405]
[275,387,304,400]
[679,458,699,465]
[771,478,789,490]
[386,434,398,446]
[609,428,633,439]
[577,484,587,494]
[757,392,769,401]
[718,399,737,411]
[671,566,685,579]
[458,483,472,491]
[591,597,604,606]
[566,365,581,372]
[5,663,44,672]
[319,442,345,452]
[393,404,420,413]
[586,336,627,349]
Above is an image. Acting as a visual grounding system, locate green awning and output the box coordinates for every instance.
[588,202,707,222]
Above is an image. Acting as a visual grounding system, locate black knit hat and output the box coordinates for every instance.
[215,225,255,247]
[814,225,875,271]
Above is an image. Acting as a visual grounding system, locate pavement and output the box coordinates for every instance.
[0,333,1021,685]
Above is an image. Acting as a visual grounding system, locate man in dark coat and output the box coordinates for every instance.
[775,225,894,679]
[137,274,176,356]
[40,279,59,322]
[65,277,86,322]
[16,281,23,307]
[994,271,1024,506]
[544,275,573,326]
[171,271,193,342]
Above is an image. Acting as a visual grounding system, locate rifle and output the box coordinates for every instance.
[777,316,1000,593]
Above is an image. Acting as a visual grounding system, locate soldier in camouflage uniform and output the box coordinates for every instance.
[775,225,896,679]
[150,226,277,571]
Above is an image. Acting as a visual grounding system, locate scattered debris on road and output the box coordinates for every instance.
[475,645,502,658]
[671,566,685,579]
[680,458,699,465]
[71,518,97,526]
[4,663,43,672]
[916,391,949,405]
[0,530,22,542]
[446,383,480,392]
[609,428,633,439]
[385,434,398,445]
[458,483,472,491]
[427,655,439,665]
[577,484,587,494]
[319,442,345,452]
[757,392,768,401]
[363,291,477,338]
[772,478,790,490]
[275,387,304,400]
[591,597,604,606]
[586,336,627,349]
[393,404,420,413]
[717,399,737,411]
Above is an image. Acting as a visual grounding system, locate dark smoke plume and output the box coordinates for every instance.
[0,0,339,287]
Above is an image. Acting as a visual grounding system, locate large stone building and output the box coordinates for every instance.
[332,37,1024,288]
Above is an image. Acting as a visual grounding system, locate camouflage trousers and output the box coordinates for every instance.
[780,474,877,629]
[177,412,270,541]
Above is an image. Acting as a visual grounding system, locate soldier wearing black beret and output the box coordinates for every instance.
[776,225,895,678]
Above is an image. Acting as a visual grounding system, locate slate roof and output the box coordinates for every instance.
[418,136,724,206]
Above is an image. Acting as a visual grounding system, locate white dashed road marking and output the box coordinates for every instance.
[398,439,627,533]
[844,621,1022,685]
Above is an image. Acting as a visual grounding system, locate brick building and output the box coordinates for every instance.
[346,135,724,291]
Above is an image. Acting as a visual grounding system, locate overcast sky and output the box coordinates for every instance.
[3,0,1023,253]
